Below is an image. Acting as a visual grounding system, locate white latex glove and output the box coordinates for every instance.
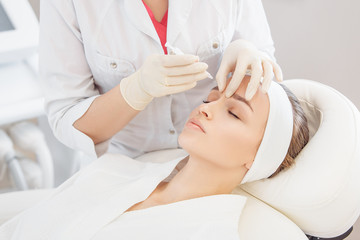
[216,39,283,100]
[120,54,209,110]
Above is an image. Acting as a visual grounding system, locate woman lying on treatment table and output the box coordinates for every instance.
[0,76,309,240]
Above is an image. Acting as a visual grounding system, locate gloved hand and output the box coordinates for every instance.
[216,39,283,100]
[120,54,209,110]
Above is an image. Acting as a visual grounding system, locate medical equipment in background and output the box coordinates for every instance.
[0,0,42,125]
[9,121,54,188]
[0,0,42,126]
[0,0,83,191]
[0,121,54,192]
[0,129,28,191]
[0,0,51,193]
[0,0,39,64]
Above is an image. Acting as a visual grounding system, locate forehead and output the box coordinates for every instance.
[214,76,269,110]
[210,76,270,126]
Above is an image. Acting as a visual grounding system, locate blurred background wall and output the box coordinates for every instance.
[263,0,360,109]
[28,0,39,19]
[28,0,360,108]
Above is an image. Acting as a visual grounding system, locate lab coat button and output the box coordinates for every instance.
[212,42,219,49]
[169,129,176,135]
[110,62,117,69]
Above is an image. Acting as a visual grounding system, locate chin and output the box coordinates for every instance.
[178,133,201,155]
[178,132,190,151]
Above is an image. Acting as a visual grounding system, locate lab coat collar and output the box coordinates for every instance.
[124,0,160,45]
[167,0,193,45]
[123,0,193,51]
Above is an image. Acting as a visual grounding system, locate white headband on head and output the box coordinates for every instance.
[241,81,294,184]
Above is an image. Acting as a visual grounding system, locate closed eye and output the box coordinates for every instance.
[202,100,241,120]
[228,111,240,119]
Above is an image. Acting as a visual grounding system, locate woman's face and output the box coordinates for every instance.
[178,76,270,169]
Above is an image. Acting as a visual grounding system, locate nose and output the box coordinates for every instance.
[199,103,212,119]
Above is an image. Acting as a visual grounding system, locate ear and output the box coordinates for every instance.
[245,160,253,170]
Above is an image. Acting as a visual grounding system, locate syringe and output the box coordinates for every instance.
[165,43,213,79]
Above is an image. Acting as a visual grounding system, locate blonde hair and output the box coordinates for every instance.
[270,84,310,178]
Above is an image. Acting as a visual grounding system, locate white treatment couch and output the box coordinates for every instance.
[0,79,359,239]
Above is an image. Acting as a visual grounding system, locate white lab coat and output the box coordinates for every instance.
[39,0,276,158]
[0,152,246,240]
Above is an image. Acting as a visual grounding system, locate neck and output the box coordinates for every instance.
[151,154,247,204]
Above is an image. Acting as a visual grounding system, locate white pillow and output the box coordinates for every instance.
[240,79,360,238]
[234,188,307,240]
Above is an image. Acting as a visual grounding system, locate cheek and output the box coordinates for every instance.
[212,123,260,167]
[215,126,246,159]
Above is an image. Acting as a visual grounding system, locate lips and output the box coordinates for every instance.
[187,118,206,133]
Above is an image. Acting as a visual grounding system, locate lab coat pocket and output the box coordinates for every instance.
[196,30,226,62]
[93,52,136,92]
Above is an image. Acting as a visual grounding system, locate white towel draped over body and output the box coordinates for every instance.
[0,153,246,240]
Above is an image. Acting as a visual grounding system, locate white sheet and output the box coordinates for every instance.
[93,194,245,240]
[0,153,246,240]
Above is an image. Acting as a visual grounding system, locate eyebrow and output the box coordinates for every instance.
[233,94,254,112]
[211,86,253,112]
